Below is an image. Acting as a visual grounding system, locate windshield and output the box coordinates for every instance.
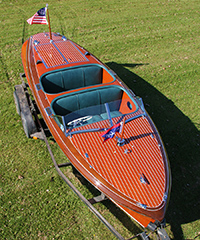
[59,98,146,136]
[52,97,146,136]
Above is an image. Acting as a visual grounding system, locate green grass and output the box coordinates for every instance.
[0,0,199,239]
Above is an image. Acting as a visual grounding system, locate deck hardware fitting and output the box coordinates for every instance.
[36,83,41,91]
[124,149,130,154]
[45,107,52,116]
[36,60,43,65]
[84,51,90,56]
[163,193,168,202]
[62,36,67,41]
[116,136,125,146]
[33,40,40,45]
[137,202,147,209]
[117,138,125,146]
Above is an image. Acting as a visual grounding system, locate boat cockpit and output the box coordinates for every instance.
[51,85,146,136]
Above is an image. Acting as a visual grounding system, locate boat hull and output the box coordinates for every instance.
[21,32,171,227]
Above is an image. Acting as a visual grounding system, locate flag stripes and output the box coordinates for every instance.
[27,7,48,25]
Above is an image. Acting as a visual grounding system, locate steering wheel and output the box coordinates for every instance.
[67,116,92,126]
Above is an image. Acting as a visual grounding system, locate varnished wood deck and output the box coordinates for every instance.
[71,115,167,209]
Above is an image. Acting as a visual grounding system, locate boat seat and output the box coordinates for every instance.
[51,86,123,117]
[40,65,103,94]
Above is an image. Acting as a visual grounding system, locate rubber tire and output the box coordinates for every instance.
[13,90,21,115]
[14,84,37,138]
[21,111,37,138]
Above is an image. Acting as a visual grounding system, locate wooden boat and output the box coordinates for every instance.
[19,32,171,233]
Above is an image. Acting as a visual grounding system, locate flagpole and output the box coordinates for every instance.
[120,116,126,139]
[117,116,126,146]
[46,4,52,40]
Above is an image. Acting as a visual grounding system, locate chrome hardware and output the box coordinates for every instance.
[118,139,125,147]
[36,83,41,91]
[140,173,150,185]
[151,133,154,138]
[163,192,168,202]
[116,136,125,147]
[45,107,52,116]
[62,36,67,41]
[124,149,128,154]
[137,202,147,209]
[33,40,40,45]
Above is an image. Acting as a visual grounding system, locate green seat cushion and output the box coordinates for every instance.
[40,65,103,94]
[52,86,123,117]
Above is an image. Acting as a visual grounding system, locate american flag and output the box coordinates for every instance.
[27,7,48,25]
[100,122,123,143]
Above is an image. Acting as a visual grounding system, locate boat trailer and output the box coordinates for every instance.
[13,73,170,240]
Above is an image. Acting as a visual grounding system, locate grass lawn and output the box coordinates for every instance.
[0,0,199,239]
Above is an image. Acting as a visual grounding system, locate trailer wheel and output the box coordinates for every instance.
[21,111,37,138]
[14,84,37,138]
[13,90,21,115]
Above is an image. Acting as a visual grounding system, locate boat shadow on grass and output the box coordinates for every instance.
[105,62,200,240]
